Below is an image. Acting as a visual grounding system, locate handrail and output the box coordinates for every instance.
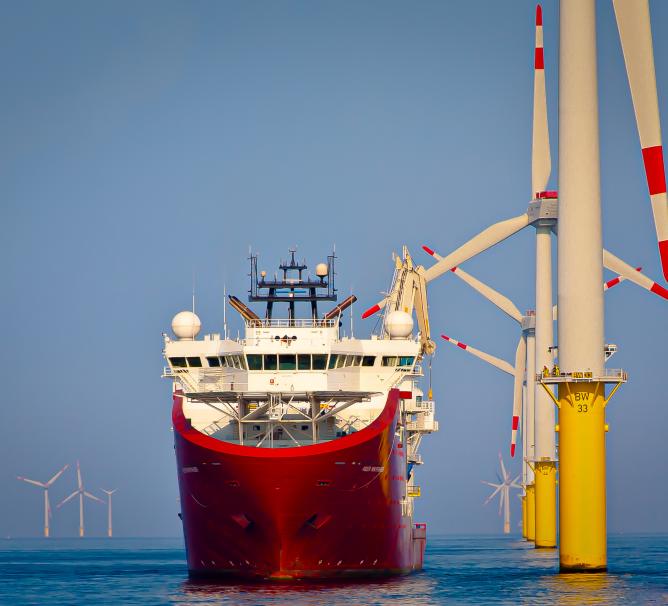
[245,318,338,328]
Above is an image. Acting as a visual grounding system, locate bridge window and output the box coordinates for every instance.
[206,356,221,367]
[352,355,362,366]
[169,357,187,368]
[186,357,202,367]
[237,355,248,370]
[279,354,296,370]
[247,354,262,370]
[336,355,346,368]
[298,354,311,370]
[382,356,398,367]
[362,356,376,367]
[312,354,328,370]
[399,356,415,367]
[328,354,338,369]
[264,354,278,371]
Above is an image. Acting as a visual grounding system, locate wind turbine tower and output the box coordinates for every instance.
[482,454,522,534]
[550,0,668,571]
[101,489,117,538]
[17,464,69,537]
[57,461,104,538]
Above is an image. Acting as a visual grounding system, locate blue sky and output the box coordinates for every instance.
[2,1,667,538]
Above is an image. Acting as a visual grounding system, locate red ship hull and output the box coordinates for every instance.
[172,388,427,579]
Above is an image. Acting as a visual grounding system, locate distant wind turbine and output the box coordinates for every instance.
[101,489,117,538]
[17,464,69,537]
[57,461,103,537]
[482,453,522,534]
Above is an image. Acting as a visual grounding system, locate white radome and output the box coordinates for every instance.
[384,310,414,339]
[315,263,328,277]
[171,311,201,340]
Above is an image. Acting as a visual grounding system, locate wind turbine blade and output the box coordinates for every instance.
[613,0,668,281]
[84,491,104,504]
[498,452,508,482]
[449,265,523,324]
[47,464,70,487]
[17,477,46,488]
[361,297,387,319]
[57,490,80,508]
[498,490,504,517]
[423,214,531,283]
[532,4,551,197]
[603,249,668,299]
[484,484,503,506]
[76,461,82,490]
[441,335,515,376]
[481,480,502,489]
[511,333,527,458]
[604,266,642,290]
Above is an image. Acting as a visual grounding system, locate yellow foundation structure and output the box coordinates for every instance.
[558,382,606,571]
[522,495,527,539]
[526,484,536,542]
[534,460,557,548]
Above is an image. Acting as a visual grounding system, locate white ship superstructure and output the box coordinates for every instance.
[163,250,437,497]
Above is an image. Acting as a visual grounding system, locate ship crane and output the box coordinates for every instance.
[362,246,434,357]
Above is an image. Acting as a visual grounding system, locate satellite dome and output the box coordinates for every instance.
[315,263,328,277]
[384,310,414,339]
[171,311,201,340]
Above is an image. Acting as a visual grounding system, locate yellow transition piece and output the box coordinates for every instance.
[526,484,536,542]
[535,460,557,548]
[558,381,606,571]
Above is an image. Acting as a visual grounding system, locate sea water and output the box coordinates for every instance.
[1,535,666,605]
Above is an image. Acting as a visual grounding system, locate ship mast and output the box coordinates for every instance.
[249,249,337,320]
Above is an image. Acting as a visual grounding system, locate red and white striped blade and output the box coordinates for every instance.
[511,334,526,458]
[423,214,530,283]
[361,297,387,319]
[603,249,668,300]
[532,4,551,197]
[604,266,641,290]
[440,334,515,375]
[613,0,668,281]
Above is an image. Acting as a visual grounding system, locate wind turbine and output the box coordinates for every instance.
[482,453,522,534]
[57,461,103,537]
[417,3,667,552]
[101,489,117,538]
[17,464,69,537]
[550,0,668,572]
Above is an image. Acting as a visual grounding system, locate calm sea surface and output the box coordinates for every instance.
[1,535,667,605]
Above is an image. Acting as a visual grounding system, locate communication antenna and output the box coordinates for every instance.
[223,281,228,340]
[350,285,354,338]
[191,269,196,315]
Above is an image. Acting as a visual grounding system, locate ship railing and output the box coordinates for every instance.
[537,368,628,383]
[163,367,375,395]
[163,367,246,393]
[245,318,338,329]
